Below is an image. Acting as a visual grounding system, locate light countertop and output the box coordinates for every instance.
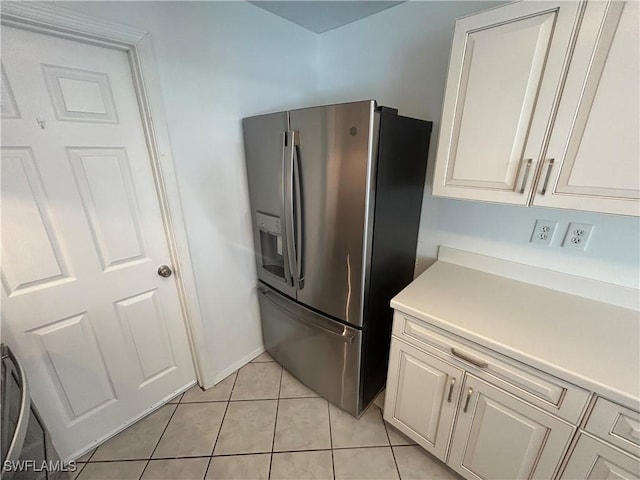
[391,259,640,408]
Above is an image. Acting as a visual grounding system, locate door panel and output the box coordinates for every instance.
[243,112,297,299]
[290,101,375,327]
[30,313,117,419]
[1,147,71,294]
[449,375,574,480]
[68,148,146,269]
[1,26,195,459]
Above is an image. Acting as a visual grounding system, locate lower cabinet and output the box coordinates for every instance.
[560,434,640,480]
[384,338,575,480]
[384,340,463,460]
[448,375,574,480]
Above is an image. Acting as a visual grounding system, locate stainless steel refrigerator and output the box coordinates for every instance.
[243,100,432,416]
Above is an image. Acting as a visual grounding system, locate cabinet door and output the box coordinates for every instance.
[448,375,574,480]
[384,339,463,461]
[560,433,640,479]
[534,1,639,216]
[432,1,582,205]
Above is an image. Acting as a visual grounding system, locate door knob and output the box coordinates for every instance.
[157,265,173,278]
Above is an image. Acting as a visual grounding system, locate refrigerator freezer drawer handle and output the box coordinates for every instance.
[258,287,355,344]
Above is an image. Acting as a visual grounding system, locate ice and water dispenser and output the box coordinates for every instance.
[256,211,285,280]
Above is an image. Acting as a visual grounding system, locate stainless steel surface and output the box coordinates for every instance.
[464,388,473,413]
[451,348,489,368]
[2,345,69,480]
[447,377,456,403]
[541,158,555,195]
[157,265,172,278]
[257,282,363,416]
[258,286,355,343]
[290,101,376,327]
[243,101,431,418]
[3,346,31,471]
[243,112,297,299]
[519,158,533,194]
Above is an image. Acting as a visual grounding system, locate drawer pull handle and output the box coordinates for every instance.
[451,348,489,368]
[463,388,473,413]
[447,378,456,403]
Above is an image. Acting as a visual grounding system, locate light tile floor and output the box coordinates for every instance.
[73,353,462,480]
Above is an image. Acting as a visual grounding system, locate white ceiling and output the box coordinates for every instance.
[249,1,406,34]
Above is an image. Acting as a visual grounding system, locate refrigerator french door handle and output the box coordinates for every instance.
[291,131,304,290]
[284,131,298,289]
[281,132,294,286]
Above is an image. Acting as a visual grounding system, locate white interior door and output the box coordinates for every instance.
[1,26,195,460]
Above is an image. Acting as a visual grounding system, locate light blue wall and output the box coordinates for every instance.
[319,1,640,288]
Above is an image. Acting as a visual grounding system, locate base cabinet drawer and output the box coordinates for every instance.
[585,397,640,457]
[560,433,640,479]
[384,339,463,461]
[393,312,590,423]
[448,375,575,480]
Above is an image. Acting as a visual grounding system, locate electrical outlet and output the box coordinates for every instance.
[563,223,594,251]
[530,220,558,246]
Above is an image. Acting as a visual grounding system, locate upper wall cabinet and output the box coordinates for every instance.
[533,1,639,215]
[432,0,640,216]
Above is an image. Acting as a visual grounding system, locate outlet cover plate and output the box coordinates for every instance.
[563,222,594,251]
[530,220,558,246]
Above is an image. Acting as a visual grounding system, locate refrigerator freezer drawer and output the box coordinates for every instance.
[257,283,364,416]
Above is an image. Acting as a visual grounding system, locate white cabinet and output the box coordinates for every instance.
[560,434,640,479]
[448,375,574,480]
[559,398,640,479]
[433,0,639,216]
[384,339,463,460]
[533,0,640,215]
[432,0,582,205]
[384,318,578,480]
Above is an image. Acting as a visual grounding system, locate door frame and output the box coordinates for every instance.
[1,2,215,388]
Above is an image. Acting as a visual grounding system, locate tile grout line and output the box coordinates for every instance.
[77,443,403,464]
[382,413,402,480]
[72,461,86,479]
[137,402,180,480]
[203,371,240,479]
[328,401,336,480]
[267,363,284,480]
